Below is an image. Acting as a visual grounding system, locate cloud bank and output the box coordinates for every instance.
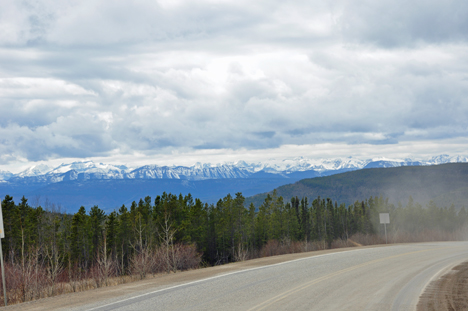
[1,0,467,168]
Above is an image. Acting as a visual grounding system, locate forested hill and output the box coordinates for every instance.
[246,163,468,209]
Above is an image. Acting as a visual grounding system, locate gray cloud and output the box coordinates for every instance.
[340,0,468,47]
[0,0,467,166]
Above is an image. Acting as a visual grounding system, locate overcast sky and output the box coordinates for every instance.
[1,0,468,172]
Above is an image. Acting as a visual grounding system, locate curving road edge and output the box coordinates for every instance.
[5,241,468,311]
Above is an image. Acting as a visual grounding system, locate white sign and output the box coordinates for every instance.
[0,201,4,239]
[379,213,390,224]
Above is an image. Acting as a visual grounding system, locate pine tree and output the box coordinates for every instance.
[2,195,17,260]
[117,204,131,274]
[300,197,309,241]
[69,206,89,266]
[89,205,106,260]
[105,211,118,257]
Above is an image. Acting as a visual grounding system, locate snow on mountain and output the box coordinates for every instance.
[128,163,250,180]
[17,164,51,177]
[127,165,183,179]
[425,154,468,165]
[245,157,369,173]
[6,155,468,185]
[9,161,131,183]
[305,157,368,172]
[48,161,129,175]
[233,160,265,173]
[219,154,467,174]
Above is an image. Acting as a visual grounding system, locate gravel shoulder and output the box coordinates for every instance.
[418,260,468,311]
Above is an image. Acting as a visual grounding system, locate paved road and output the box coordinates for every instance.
[59,242,467,311]
[9,242,468,311]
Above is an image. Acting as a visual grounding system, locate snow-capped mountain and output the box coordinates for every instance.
[426,155,468,165]
[128,163,250,180]
[4,154,468,185]
[230,157,369,174]
[17,164,51,177]
[47,161,128,175]
[2,154,468,212]
[9,161,131,184]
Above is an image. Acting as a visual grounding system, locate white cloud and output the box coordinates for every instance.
[0,77,96,97]
[0,0,467,168]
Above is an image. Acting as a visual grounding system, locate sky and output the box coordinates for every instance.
[1,0,468,173]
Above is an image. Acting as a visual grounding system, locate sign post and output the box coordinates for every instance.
[379,213,390,244]
[0,201,6,306]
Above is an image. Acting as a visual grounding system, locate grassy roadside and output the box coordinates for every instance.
[1,232,465,308]
[3,241,466,310]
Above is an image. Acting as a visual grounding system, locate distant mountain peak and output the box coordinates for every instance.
[18,164,51,177]
[5,154,468,184]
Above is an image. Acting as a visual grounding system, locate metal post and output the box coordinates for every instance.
[0,239,6,306]
[379,213,390,245]
[0,200,6,306]
[384,223,387,244]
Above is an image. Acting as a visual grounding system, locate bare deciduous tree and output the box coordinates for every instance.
[130,214,153,279]
[158,213,177,273]
[44,243,63,296]
[96,235,116,287]
[233,242,249,262]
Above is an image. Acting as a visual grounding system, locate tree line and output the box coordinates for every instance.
[3,192,467,267]
[0,191,467,303]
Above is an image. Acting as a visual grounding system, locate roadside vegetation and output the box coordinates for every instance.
[1,192,467,306]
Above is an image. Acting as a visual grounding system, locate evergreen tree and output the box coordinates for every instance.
[89,205,106,259]
[105,211,118,257]
[70,206,89,267]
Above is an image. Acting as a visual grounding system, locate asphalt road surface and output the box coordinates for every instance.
[11,242,468,311]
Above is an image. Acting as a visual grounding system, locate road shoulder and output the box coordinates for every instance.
[418,260,468,310]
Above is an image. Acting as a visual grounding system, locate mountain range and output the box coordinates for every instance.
[3,154,467,183]
[0,154,466,212]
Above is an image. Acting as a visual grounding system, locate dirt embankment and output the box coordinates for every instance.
[418,261,468,311]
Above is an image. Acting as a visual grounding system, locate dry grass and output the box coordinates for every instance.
[243,226,468,264]
[0,243,201,307]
